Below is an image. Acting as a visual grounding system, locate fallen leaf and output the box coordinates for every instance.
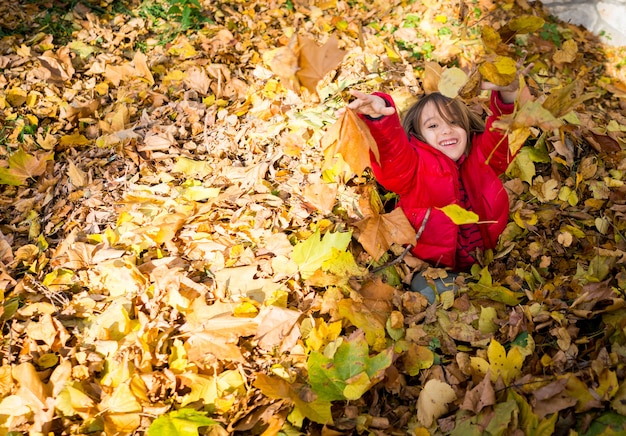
[355,207,417,259]
[296,35,346,94]
[417,379,457,427]
[322,108,380,177]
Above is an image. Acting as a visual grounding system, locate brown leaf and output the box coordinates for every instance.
[461,370,495,413]
[255,305,302,353]
[355,208,417,260]
[296,35,346,94]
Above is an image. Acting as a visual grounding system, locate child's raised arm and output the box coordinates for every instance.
[336,90,396,118]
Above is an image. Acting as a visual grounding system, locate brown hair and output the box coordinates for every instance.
[402,92,485,154]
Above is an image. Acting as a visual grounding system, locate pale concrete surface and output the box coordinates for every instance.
[538,0,626,46]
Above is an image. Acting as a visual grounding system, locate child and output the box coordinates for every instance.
[341,69,529,302]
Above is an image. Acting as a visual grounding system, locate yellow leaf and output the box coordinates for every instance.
[438,67,468,98]
[553,39,578,64]
[423,61,444,94]
[180,373,218,407]
[438,204,479,225]
[417,379,457,427]
[513,209,538,228]
[59,133,91,147]
[67,160,88,187]
[343,371,371,400]
[100,383,141,414]
[306,319,343,352]
[8,148,54,180]
[167,40,198,58]
[13,362,47,410]
[56,384,95,417]
[6,88,27,107]
[479,56,517,86]
[508,15,545,33]
[173,157,212,178]
[487,338,524,384]
[481,25,503,52]
[383,41,402,63]
[103,413,141,435]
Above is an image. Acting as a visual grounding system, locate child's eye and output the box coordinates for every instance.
[427,123,437,129]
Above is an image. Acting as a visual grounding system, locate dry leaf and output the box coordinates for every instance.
[423,61,444,94]
[321,108,380,177]
[438,67,468,98]
[296,35,346,94]
[355,207,417,259]
[417,379,457,427]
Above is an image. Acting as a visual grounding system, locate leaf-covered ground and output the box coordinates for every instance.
[0,0,625,434]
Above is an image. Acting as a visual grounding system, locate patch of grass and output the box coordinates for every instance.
[540,22,562,47]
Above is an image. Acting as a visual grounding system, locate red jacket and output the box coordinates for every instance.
[362,91,515,270]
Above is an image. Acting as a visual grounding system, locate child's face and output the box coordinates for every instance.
[419,101,468,162]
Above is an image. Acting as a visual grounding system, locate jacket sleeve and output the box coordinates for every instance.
[473,91,516,174]
[360,93,420,196]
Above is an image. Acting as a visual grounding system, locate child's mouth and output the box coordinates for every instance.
[440,139,457,147]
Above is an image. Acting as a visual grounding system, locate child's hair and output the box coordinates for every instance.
[402,92,486,153]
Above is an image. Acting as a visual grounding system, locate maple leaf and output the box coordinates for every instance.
[470,338,525,385]
[321,108,380,178]
[307,331,392,401]
[291,229,352,279]
[355,207,416,260]
[296,35,346,94]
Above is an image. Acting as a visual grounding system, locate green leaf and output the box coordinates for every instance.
[307,331,392,401]
[485,399,517,436]
[292,229,352,279]
[583,412,626,436]
[147,408,218,436]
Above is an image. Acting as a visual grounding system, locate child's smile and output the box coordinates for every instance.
[419,101,468,162]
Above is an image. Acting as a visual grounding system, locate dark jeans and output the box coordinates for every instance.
[410,271,459,304]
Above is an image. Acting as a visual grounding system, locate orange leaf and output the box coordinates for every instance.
[322,108,380,176]
[296,35,346,94]
[355,208,417,259]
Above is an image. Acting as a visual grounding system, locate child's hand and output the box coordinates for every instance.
[336,90,396,118]
[481,63,534,104]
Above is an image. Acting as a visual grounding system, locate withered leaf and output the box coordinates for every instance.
[296,35,346,94]
[322,108,380,176]
[355,207,416,260]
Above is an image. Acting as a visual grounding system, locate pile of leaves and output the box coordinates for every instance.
[0,0,625,434]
